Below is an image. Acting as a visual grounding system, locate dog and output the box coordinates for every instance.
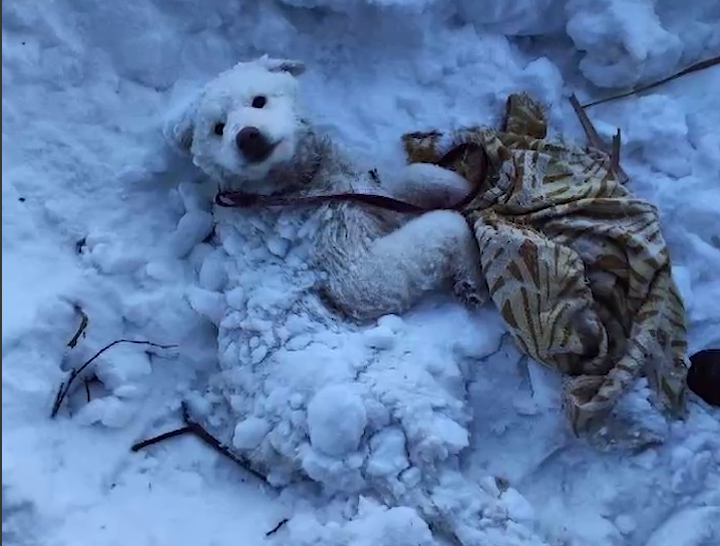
[167,55,486,322]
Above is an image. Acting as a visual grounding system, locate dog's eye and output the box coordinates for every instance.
[213,122,225,136]
[251,96,267,109]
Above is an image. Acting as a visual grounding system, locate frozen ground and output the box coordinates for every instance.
[2,0,720,545]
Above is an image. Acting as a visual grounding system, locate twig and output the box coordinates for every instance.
[131,426,192,452]
[265,518,289,537]
[82,374,102,403]
[581,54,720,109]
[181,403,269,483]
[54,382,65,411]
[67,306,89,349]
[569,93,605,151]
[610,129,624,182]
[516,354,534,397]
[75,237,87,255]
[569,94,629,182]
[368,168,381,185]
[427,522,464,546]
[130,402,269,484]
[50,339,177,418]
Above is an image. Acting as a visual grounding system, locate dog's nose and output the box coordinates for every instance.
[236,126,273,163]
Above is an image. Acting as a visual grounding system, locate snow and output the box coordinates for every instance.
[307,385,368,457]
[566,0,685,88]
[2,1,720,546]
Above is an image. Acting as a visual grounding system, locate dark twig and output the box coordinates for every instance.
[130,402,269,484]
[569,94,629,182]
[181,403,268,483]
[50,339,177,418]
[54,382,65,410]
[265,518,289,537]
[427,522,464,546]
[569,93,605,151]
[82,374,102,403]
[368,169,381,185]
[67,306,89,349]
[130,426,192,452]
[75,340,176,379]
[610,129,624,181]
[581,54,720,109]
[75,237,87,255]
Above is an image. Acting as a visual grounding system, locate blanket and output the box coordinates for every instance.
[402,92,689,432]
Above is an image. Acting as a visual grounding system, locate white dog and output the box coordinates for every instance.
[160,58,550,543]
[168,55,486,321]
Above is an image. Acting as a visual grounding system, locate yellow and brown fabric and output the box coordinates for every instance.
[402,93,688,432]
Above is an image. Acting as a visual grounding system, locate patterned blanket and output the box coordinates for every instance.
[402,93,689,432]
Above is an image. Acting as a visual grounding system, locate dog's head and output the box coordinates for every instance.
[169,56,308,187]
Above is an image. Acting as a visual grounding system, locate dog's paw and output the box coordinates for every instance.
[452,278,488,309]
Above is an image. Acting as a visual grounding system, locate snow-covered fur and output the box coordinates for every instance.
[164,57,549,545]
[167,55,486,322]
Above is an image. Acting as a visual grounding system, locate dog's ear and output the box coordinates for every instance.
[258,55,306,77]
[164,95,199,154]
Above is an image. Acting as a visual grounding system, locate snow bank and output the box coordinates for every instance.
[565,0,720,88]
[3,0,720,545]
[282,499,439,546]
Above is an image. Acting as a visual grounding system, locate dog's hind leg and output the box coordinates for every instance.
[322,210,488,322]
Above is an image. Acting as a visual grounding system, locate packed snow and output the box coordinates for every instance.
[3,1,720,546]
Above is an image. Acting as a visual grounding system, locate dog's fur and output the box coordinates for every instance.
[168,56,486,321]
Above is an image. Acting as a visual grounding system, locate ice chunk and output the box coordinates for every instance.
[198,249,228,291]
[367,427,409,478]
[377,314,405,332]
[186,286,225,324]
[502,487,535,524]
[170,210,214,258]
[75,396,135,428]
[280,500,436,546]
[614,515,636,535]
[233,417,271,450]
[433,415,469,454]
[307,385,367,458]
[363,324,396,350]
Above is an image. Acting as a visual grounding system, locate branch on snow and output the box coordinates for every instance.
[131,402,269,484]
[67,305,89,349]
[51,339,176,418]
[581,54,720,109]
[569,94,628,184]
[265,518,289,537]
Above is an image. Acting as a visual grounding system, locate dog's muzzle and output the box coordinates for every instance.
[236,126,277,163]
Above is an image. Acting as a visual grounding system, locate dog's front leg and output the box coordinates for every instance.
[387,163,474,209]
[323,210,488,322]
